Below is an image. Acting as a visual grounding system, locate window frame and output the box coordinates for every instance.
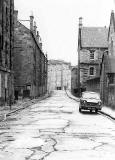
[89,66,95,76]
[90,50,95,60]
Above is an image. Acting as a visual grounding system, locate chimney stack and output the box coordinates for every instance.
[45,53,48,59]
[39,36,42,50]
[30,14,34,31]
[79,17,83,28]
[37,31,39,37]
[33,21,37,35]
[36,31,39,43]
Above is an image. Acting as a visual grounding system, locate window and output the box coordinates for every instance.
[89,67,94,76]
[90,51,94,60]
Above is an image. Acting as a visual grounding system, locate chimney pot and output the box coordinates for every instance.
[37,31,39,37]
[14,10,18,25]
[36,31,39,43]
[79,17,83,28]
[30,14,34,31]
[33,21,37,35]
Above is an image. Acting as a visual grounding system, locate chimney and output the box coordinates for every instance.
[33,21,37,35]
[36,31,42,50]
[36,31,39,42]
[14,10,18,25]
[37,31,39,37]
[30,14,34,31]
[79,17,83,28]
[39,36,42,50]
[45,53,48,59]
[111,10,114,19]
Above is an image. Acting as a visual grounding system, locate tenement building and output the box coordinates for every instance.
[48,60,71,93]
[0,0,14,105]
[78,17,108,94]
[14,11,47,99]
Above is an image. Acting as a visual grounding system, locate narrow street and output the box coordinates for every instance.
[0,90,115,160]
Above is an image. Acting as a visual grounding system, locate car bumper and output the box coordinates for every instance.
[80,105,102,110]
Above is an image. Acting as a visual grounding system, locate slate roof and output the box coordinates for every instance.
[81,27,108,48]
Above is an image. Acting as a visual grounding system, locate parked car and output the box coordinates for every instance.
[79,91,102,113]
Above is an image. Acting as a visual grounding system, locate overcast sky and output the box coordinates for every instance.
[14,0,115,65]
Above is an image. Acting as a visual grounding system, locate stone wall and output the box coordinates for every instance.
[0,0,14,105]
[14,14,47,99]
[80,48,104,89]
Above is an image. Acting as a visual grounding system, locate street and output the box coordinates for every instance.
[0,90,115,160]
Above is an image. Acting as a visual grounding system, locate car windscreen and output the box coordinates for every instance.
[82,93,100,99]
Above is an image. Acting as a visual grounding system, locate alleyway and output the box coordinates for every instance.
[0,90,115,160]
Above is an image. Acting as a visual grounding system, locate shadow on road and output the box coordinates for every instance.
[79,110,98,115]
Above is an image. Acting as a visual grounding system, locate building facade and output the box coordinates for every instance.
[78,17,108,95]
[48,60,71,93]
[14,11,47,99]
[100,11,115,108]
[0,0,14,105]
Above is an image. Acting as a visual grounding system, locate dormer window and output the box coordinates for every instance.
[90,50,94,60]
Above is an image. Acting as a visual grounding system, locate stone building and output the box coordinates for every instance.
[0,0,14,105]
[100,11,115,108]
[48,60,71,93]
[14,11,47,99]
[100,52,115,107]
[71,66,78,96]
[78,17,108,94]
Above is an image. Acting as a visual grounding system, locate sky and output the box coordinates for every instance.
[14,0,115,66]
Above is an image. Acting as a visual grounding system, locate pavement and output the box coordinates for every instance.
[66,90,115,120]
[0,93,49,121]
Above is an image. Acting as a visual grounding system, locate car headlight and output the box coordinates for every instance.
[98,102,102,106]
[80,100,87,105]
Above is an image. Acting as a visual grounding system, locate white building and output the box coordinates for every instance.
[48,60,71,93]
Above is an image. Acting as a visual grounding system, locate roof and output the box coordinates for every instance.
[81,27,108,48]
[48,59,71,65]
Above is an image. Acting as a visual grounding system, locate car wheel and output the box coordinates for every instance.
[79,108,82,112]
[95,109,98,113]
